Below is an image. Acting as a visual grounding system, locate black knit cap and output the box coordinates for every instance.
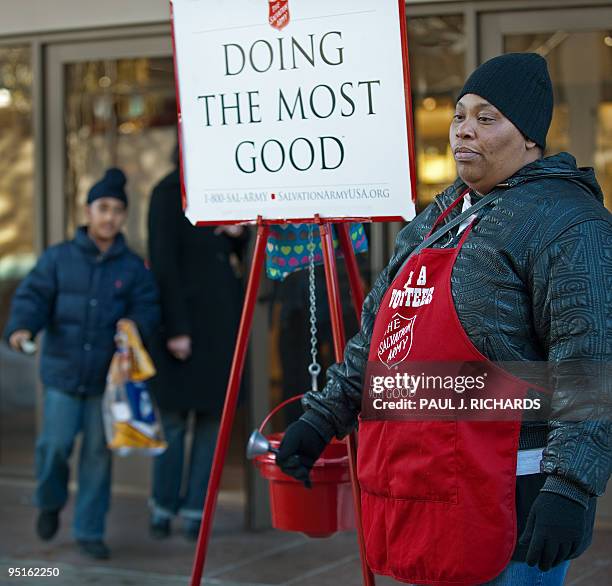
[87,167,128,207]
[457,53,553,149]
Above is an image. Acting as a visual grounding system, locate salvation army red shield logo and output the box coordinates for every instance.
[269,0,290,31]
[377,313,416,369]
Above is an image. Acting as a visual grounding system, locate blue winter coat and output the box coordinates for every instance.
[3,227,160,395]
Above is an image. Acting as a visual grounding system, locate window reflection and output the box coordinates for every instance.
[505,32,612,210]
[0,46,35,329]
[407,15,465,209]
[65,57,178,255]
[0,46,36,472]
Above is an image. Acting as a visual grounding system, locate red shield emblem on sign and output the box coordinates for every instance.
[377,313,416,369]
[269,0,290,31]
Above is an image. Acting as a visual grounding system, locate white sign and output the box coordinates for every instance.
[171,0,415,224]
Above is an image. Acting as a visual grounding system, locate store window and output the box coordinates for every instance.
[407,15,465,209]
[64,57,177,255]
[0,46,35,328]
[0,45,36,471]
[505,32,612,210]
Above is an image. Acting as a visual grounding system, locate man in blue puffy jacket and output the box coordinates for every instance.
[3,168,160,560]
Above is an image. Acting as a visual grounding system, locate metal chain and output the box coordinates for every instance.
[307,224,321,392]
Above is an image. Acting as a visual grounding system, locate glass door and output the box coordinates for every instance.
[43,34,253,504]
[44,35,176,491]
[480,6,612,210]
[0,45,37,474]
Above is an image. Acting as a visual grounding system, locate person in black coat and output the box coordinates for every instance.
[276,54,611,584]
[147,164,248,540]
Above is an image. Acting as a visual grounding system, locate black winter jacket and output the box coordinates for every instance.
[3,228,160,395]
[147,169,248,413]
[302,153,611,511]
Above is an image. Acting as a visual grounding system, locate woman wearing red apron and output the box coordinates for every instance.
[277,53,610,585]
[356,191,527,584]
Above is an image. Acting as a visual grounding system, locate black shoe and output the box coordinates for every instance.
[150,517,171,540]
[36,509,59,541]
[77,539,110,560]
[183,520,201,542]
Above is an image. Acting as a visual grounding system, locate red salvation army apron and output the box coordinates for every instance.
[358,191,530,585]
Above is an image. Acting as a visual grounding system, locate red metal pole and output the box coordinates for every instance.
[337,223,365,315]
[318,221,347,357]
[190,220,270,586]
[318,221,375,586]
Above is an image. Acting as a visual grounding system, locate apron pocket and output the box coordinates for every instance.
[386,420,458,502]
[357,418,390,496]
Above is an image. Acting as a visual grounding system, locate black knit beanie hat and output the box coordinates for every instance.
[87,168,128,207]
[456,53,553,149]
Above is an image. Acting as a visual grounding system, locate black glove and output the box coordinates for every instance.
[519,491,587,572]
[276,419,328,488]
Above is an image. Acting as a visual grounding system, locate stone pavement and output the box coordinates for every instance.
[0,478,610,585]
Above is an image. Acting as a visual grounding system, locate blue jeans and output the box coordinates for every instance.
[151,410,219,522]
[482,560,570,585]
[35,388,111,540]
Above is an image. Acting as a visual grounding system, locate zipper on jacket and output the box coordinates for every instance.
[432,181,511,247]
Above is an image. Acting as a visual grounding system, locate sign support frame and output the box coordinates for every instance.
[188,216,376,586]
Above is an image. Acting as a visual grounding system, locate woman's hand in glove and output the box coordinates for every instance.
[276,419,328,488]
[519,491,587,572]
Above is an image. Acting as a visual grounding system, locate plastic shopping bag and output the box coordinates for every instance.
[102,320,167,456]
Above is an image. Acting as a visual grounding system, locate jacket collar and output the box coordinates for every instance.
[74,226,127,260]
[436,152,604,210]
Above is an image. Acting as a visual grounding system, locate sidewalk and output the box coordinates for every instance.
[0,478,609,585]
